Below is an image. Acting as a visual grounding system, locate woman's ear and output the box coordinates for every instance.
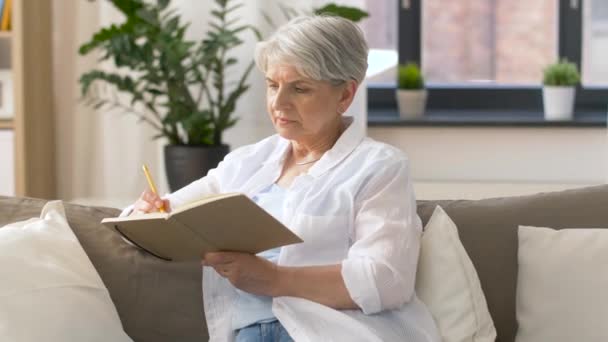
[337,80,358,114]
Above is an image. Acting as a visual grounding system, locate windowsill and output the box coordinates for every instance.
[368,109,607,127]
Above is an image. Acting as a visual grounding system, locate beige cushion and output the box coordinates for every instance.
[417,184,608,342]
[516,226,608,342]
[0,196,208,342]
[417,206,496,342]
[0,201,132,341]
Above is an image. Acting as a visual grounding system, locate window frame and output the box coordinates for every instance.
[368,0,608,114]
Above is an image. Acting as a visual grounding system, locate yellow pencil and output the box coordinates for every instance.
[142,164,165,213]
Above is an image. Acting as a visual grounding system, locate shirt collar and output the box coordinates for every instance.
[263,116,364,178]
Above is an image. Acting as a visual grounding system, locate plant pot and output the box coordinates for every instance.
[542,86,575,121]
[396,89,427,119]
[164,144,230,192]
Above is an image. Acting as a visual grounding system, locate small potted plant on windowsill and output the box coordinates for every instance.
[396,62,427,119]
[542,59,580,121]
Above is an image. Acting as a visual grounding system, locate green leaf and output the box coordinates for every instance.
[157,0,170,10]
[109,0,145,18]
[136,8,160,26]
[209,23,224,33]
[225,17,239,28]
[248,26,262,41]
[398,63,425,89]
[543,59,580,86]
[225,3,244,14]
[93,100,107,110]
[220,85,248,122]
[225,117,239,129]
[314,4,369,22]
[211,10,225,20]
[260,11,276,28]
[161,8,178,21]
[229,25,249,35]
[79,22,134,55]
[215,0,229,8]
[165,17,180,32]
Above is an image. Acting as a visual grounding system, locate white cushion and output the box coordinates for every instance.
[0,201,133,342]
[516,226,608,342]
[416,206,496,342]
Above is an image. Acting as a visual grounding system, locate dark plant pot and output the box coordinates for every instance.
[164,144,230,192]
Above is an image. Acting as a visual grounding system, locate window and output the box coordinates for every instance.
[337,0,398,86]
[360,0,398,86]
[368,0,608,115]
[422,0,557,85]
[582,0,608,86]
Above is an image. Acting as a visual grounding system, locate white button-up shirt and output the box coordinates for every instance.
[164,118,440,342]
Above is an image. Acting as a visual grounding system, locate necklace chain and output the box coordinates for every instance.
[291,121,345,167]
[294,157,321,166]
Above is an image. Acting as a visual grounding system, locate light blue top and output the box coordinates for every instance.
[231,183,285,330]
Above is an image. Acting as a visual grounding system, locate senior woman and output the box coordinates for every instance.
[129,15,440,342]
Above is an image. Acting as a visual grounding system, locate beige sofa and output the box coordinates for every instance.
[1,184,607,342]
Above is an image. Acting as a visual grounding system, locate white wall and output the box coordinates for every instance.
[0,130,14,196]
[368,126,608,199]
[368,127,608,198]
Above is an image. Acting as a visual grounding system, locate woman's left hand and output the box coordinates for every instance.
[202,252,281,296]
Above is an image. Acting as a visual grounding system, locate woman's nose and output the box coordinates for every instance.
[272,88,291,111]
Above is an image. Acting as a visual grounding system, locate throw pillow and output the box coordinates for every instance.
[516,226,608,342]
[0,201,133,342]
[416,205,496,342]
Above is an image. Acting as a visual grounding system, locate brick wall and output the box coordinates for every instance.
[422,0,557,85]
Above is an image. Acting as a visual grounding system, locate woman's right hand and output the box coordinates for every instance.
[131,189,172,215]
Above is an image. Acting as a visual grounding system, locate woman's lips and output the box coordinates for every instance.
[277,117,294,125]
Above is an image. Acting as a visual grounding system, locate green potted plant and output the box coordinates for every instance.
[396,62,426,119]
[78,0,260,191]
[542,59,580,121]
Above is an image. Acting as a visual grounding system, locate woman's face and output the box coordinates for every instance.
[265,64,355,142]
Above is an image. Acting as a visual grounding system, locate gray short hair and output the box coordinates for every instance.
[255,15,369,84]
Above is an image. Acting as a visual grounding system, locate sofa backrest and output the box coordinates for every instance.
[416,185,608,342]
[0,196,208,342]
[3,185,608,342]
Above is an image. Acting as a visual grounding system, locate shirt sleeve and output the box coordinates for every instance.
[341,157,422,315]
[118,156,229,218]
[165,163,223,209]
[117,139,271,217]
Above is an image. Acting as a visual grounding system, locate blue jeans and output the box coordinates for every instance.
[235,321,294,342]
